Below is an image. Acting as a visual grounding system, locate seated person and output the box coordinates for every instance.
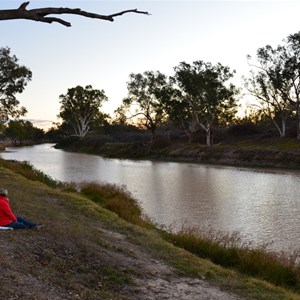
[0,188,37,229]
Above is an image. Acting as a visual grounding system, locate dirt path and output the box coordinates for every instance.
[97,228,241,300]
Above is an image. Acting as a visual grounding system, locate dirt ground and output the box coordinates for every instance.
[0,210,241,300]
[95,228,241,300]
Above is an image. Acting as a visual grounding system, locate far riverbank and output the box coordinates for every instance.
[55,137,300,170]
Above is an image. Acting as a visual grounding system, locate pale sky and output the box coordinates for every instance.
[2,1,300,129]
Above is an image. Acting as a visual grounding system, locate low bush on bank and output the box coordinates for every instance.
[163,227,300,291]
[79,182,154,229]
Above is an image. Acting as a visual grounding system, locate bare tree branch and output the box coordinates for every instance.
[0,2,149,27]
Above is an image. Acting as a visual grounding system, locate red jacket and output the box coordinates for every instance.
[0,196,17,226]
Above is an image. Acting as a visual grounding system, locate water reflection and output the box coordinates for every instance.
[1,143,300,252]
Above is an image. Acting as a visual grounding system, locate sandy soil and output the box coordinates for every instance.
[96,228,241,300]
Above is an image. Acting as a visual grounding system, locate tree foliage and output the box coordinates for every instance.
[245,46,294,138]
[5,120,44,145]
[58,85,108,138]
[245,32,300,139]
[0,47,31,125]
[122,71,174,143]
[171,61,238,145]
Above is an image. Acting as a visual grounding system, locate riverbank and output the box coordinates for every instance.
[55,137,300,169]
[0,160,299,299]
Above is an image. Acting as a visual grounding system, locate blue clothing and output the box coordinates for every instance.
[4,216,37,229]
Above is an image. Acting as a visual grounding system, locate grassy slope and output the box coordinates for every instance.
[0,166,299,299]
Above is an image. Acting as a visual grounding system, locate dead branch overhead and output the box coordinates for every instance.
[0,2,149,27]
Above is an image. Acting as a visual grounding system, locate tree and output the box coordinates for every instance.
[172,61,238,146]
[284,32,300,139]
[0,2,149,27]
[4,120,42,145]
[45,126,61,141]
[113,105,128,125]
[244,44,296,138]
[245,33,300,140]
[0,47,31,126]
[244,71,292,139]
[164,91,197,143]
[121,71,174,144]
[58,85,108,138]
[5,120,26,144]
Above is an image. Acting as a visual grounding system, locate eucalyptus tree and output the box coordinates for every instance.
[245,32,300,139]
[4,120,42,145]
[284,32,300,139]
[244,69,292,138]
[58,85,108,138]
[121,71,174,144]
[172,61,238,146]
[0,2,149,27]
[245,45,295,138]
[164,91,198,143]
[0,47,31,128]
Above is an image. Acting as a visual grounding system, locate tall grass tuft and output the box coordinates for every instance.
[0,159,77,191]
[79,182,154,229]
[164,226,300,291]
[0,159,60,188]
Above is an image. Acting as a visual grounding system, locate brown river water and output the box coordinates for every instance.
[2,143,300,253]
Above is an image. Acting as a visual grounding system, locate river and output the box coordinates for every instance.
[1,143,300,252]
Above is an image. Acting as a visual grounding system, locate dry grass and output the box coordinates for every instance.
[79,181,155,229]
[164,226,300,291]
[0,159,62,188]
